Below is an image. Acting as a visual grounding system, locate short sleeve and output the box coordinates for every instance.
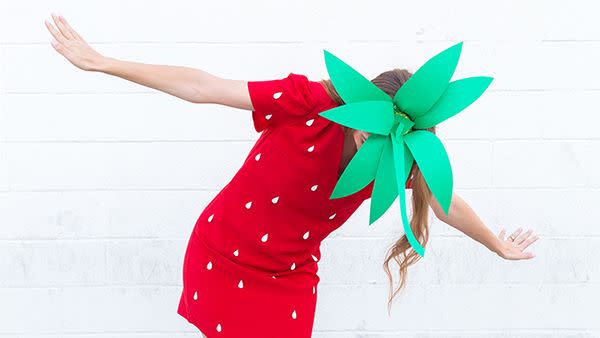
[247,72,316,132]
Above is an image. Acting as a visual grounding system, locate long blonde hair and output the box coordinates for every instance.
[320,69,436,313]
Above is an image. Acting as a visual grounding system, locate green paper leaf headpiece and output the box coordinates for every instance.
[319,42,493,257]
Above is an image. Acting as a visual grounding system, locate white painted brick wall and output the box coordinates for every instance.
[1,0,599,337]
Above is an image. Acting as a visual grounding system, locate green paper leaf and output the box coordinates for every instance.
[414,76,494,129]
[404,130,453,214]
[330,134,386,199]
[369,137,398,224]
[402,143,415,182]
[324,49,391,104]
[391,135,425,256]
[393,42,463,119]
[318,100,395,135]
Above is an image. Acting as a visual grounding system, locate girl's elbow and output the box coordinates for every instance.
[430,193,458,220]
[429,196,445,220]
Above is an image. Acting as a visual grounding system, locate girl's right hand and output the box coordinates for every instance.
[44,13,105,71]
[496,227,538,260]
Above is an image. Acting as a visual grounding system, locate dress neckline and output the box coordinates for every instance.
[313,81,355,180]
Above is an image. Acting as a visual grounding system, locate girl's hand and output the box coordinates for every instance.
[44,13,105,71]
[495,227,538,260]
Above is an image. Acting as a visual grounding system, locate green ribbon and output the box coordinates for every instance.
[319,41,493,256]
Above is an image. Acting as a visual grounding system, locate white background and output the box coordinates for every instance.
[1,0,600,337]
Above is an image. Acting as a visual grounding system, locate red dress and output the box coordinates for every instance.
[177,73,413,337]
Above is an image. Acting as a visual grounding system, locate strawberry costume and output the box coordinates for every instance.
[177,72,413,337]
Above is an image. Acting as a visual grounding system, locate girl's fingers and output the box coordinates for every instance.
[50,39,61,53]
[44,19,67,45]
[519,234,539,250]
[515,229,532,245]
[509,227,523,241]
[59,15,83,41]
[52,13,74,40]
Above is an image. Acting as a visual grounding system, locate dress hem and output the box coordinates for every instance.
[177,303,211,337]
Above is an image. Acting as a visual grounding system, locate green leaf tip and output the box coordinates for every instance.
[329,134,385,199]
[323,49,391,104]
[414,75,494,129]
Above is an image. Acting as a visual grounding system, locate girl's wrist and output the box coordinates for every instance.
[492,238,507,257]
[91,56,114,73]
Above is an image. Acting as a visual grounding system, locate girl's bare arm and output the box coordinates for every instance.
[44,13,253,110]
[429,192,538,260]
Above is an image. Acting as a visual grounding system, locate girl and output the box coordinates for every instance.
[45,13,538,338]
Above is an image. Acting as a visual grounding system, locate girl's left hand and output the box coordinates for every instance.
[44,13,104,71]
[495,227,538,260]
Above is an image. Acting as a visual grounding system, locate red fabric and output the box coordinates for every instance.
[177,72,413,337]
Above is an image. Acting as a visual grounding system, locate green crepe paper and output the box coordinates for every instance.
[319,41,493,257]
[393,42,463,118]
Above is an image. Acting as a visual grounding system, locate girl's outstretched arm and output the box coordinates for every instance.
[44,13,253,110]
[429,192,538,260]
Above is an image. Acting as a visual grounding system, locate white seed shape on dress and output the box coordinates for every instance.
[271,196,279,204]
[290,262,296,270]
[306,118,314,126]
[292,310,297,319]
[313,285,316,294]
[311,254,318,262]
[310,184,318,191]
[193,291,198,300]
[272,275,277,279]
[307,145,315,152]
[255,153,261,161]
[303,231,310,240]
[207,261,213,270]
[261,233,269,242]
[233,249,239,257]
[216,323,222,332]
[245,201,252,209]
[273,92,282,99]
[265,114,272,120]
[329,213,336,220]
[238,280,244,288]
[208,214,214,222]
